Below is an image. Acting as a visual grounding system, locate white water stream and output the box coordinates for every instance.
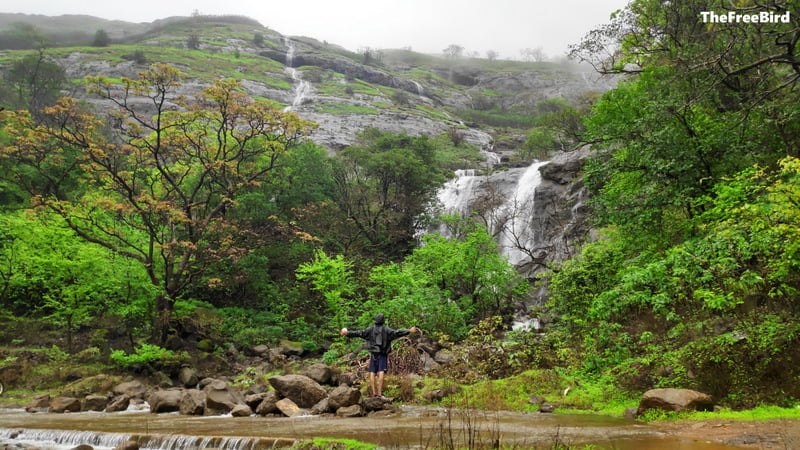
[434,160,550,266]
[283,39,312,112]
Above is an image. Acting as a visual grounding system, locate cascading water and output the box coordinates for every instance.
[433,160,549,267]
[283,38,312,111]
[495,160,549,266]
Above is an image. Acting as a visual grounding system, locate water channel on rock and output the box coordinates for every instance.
[0,407,747,449]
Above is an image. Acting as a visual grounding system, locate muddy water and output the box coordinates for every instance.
[0,407,745,449]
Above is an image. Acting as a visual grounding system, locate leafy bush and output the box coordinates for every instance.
[110,344,189,372]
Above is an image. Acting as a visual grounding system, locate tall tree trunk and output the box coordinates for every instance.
[152,294,174,346]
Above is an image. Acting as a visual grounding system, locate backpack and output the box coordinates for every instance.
[372,325,390,354]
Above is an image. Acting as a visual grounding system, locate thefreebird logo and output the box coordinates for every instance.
[699,10,791,23]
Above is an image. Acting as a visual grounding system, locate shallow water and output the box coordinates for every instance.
[0,407,745,449]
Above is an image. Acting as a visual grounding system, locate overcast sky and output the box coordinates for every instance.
[5,0,630,59]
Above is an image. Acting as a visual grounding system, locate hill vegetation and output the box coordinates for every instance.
[0,0,798,418]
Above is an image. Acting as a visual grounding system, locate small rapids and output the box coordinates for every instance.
[0,407,746,449]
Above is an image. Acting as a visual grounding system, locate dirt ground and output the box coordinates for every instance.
[664,418,800,449]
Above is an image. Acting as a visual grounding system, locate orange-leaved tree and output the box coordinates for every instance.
[0,64,317,344]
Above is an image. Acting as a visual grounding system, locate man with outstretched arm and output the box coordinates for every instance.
[340,313,419,398]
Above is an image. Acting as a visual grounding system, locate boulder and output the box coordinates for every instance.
[336,404,363,417]
[303,363,333,385]
[244,392,270,409]
[147,388,183,413]
[114,380,147,399]
[268,374,327,408]
[204,379,246,415]
[362,396,389,412]
[50,396,81,413]
[255,391,281,416]
[179,389,206,415]
[82,394,109,412]
[327,385,361,410]
[25,393,51,413]
[113,441,139,450]
[637,388,714,415]
[231,403,253,417]
[310,397,330,415]
[177,366,199,388]
[275,397,306,417]
[105,395,131,413]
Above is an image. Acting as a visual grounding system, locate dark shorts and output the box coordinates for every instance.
[368,353,388,373]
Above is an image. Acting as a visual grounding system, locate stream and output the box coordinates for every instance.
[0,407,747,449]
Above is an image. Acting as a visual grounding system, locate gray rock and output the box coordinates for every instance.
[105,395,131,413]
[637,388,714,415]
[82,394,108,412]
[268,374,327,408]
[276,397,306,417]
[231,403,253,417]
[327,385,362,410]
[114,380,147,399]
[303,363,333,385]
[179,389,205,415]
[50,396,81,413]
[255,391,281,415]
[204,380,245,415]
[336,404,363,417]
[147,389,183,413]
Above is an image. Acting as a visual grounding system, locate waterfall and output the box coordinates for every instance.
[283,38,312,112]
[496,161,549,266]
[432,160,549,266]
[0,427,294,449]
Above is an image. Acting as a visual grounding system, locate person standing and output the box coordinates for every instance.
[340,313,419,398]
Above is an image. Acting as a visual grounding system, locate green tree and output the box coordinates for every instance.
[4,50,66,117]
[0,211,154,351]
[0,64,316,344]
[331,128,448,259]
[92,29,110,47]
[296,249,357,329]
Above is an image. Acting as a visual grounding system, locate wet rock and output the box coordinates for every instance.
[26,393,51,413]
[244,392,269,409]
[70,445,94,450]
[204,380,246,415]
[327,385,361,410]
[624,407,639,420]
[310,397,330,415]
[113,380,147,400]
[113,441,139,450]
[268,374,327,408]
[179,389,205,415]
[255,391,281,415]
[637,388,714,415]
[276,398,306,417]
[50,396,81,413]
[82,395,108,412]
[105,395,130,413]
[362,396,391,412]
[177,366,198,388]
[147,388,183,413]
[231,403,253,417]
[303,363,333,385]
[336,404,363,417]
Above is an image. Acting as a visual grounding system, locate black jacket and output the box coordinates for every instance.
[345,318,410,355]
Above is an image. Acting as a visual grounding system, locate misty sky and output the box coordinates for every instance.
[5,0,630,59]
